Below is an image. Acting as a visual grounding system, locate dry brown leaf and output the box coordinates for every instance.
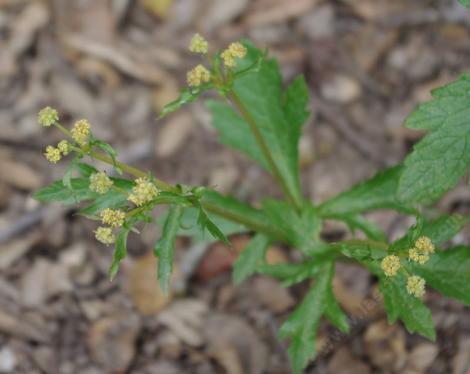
[0,158,43,190]
[62,34,168,85]
[328,347,371,374]
[158,299,208,347]
[0,309,48,342]
[155,112,194,158]
[403,343,438,374]
[204,313,268,374]
[253,276,295,313]
[453,337,470,374]
[88,315,140,372]
[364,319,407,372]
[128,251,172,315]
[245,0,319,26]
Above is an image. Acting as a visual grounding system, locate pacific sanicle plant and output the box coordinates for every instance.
[34,16,470,374]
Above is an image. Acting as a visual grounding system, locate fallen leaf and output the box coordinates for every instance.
[253,276,295,313]
[158,299,208,347]
[88,315,140,372]
[155,111,194,158]
[328,347,371,374]
[128,251,172,315]
[364,319,407,372]
[204,313,268,374]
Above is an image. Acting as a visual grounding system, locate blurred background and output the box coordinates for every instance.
[1,0,470,373]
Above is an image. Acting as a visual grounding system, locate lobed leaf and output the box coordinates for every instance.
[398,74,470,203]
[410,246,470,306]
[160,86,209,118]
[318,165,413,217]
[379,272,436,340]
[154,205,183,294]
[279,261,348,373]
[232,234,270,284]
[391,214,468,252]
[262,200,326,255]
[33,178,96,205]
[109,227,130,280]
[208,43,309,207]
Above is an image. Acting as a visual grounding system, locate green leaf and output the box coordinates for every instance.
[398,74,470,203]
[280,261,348,373]
[201,190,287,243]
[172,207,246,244]
[154,205,183,294]
[93,140,122,174]
[379,273,436,340]
[318,165,413,216]
[63,158,79,190]
[79,178,133,216]
[256,261,319,286]
[80,191,128,216]
[109,228,130,280]
[33,178,97,205]
[208,43,309,206]
[262,200,326,255]
[458,0,470,8]
[410,246,470,306]
[195,202,230,246]
[391,214,468,252]
[76,163,98,177]
[206,100,269,169]
[342,215,386,242]
[232,234,270,284]
[159,86,210,118]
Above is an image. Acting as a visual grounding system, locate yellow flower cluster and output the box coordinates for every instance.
[408,236,434,264]
[187,64,211,87]
[100,208,126,228]
[44,145,61,163]
[406,275,426,298]
[221,42,247,68]
[128,177,159,206]
[89,172,113,194]
[381,255,401,277]
[189,33,208,54]
[57,140,70,155]
[44,139,72,163]
[38,106,58,127]
[71,119,91,145]
[94,226,115,245]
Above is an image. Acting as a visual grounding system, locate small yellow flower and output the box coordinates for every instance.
[38,106,58,127]
[89,172,113,194]
[100,208,126,228]
[128,177,159,206]
[408,248,429,265]
[44,145,61,163]
[187,64,211,87]
[57,140,70,155]
[221,49,236,68]
[381,255,401,277]
[406,275,426,298]
[221,41,247,68]
[189,33,208,54]
[71,119,91,145]
[415,236,434,255]
[94,226,115,245]
[228,42,247,58]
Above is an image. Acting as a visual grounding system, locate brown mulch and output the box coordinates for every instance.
[0,0,469,373]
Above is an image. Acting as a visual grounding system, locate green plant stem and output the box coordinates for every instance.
[83,147,288,240]
[227,91,303,212]
[79,138,386,256]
